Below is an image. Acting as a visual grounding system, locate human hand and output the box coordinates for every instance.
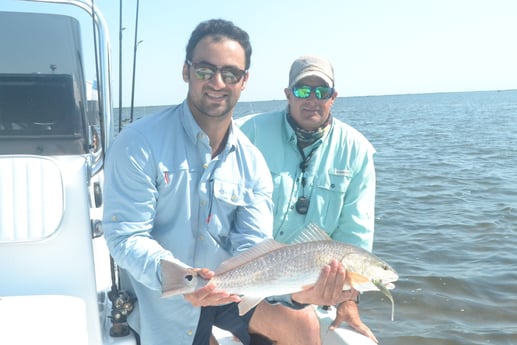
[291,259,355,306]
[330,300,378,343]
[183,268,241,307]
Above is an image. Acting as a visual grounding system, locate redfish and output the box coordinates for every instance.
[161,224,398,319]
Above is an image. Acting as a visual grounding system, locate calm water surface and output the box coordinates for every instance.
[329,91,517,345]
[124,90,517,344]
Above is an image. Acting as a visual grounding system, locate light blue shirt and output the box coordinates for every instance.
[103,101,273,345]
[237,109,376,251]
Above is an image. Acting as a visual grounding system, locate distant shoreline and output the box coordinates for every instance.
[119,88,517,110]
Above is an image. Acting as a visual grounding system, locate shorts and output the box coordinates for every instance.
[192,302,272,345]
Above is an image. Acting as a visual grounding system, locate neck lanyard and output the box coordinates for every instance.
[296,142,321,214]
[299,143,320,187]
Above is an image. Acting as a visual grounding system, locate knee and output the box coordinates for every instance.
[251,303,321,345]
[292,307,320,340]
[273,306,320,345]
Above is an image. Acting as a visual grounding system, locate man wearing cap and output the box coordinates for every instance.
[237,56,378,343]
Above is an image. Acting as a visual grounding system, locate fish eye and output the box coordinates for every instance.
[185,274,194,282]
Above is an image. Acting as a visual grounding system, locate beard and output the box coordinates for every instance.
[188,88,239,121]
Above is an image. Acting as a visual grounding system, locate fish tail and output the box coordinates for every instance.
[160,259,201,297]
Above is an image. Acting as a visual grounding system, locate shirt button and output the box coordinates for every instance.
[290,205,294,209]
[187,330,193,336]
[199,235,204,240]
[279,231,284,236]
[203,163,208,169]
[200,200,207,207]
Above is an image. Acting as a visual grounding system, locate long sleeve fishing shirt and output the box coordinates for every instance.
[237,108,376,251]
[102,101,274,345]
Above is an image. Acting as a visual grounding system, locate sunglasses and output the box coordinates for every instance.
[186,60,247,85]
[292,85,334,100]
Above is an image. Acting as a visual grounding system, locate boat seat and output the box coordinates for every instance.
[0,155,63,242]
[0,295,88,345]
[0,155,104,345]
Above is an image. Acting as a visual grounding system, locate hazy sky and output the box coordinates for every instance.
[5,0,517,106]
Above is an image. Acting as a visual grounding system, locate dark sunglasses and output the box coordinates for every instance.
[292,85,334,100]
[186,60,247,85]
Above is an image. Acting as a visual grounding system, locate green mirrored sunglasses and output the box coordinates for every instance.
[292,85,334,100]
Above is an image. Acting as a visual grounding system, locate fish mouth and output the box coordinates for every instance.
[382,273,399,285]
[379,266,399,285]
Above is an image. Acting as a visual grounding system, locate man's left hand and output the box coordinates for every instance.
[291,259,355,305]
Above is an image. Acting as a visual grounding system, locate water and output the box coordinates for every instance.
[331,91,517,345]
[120,90,517,344]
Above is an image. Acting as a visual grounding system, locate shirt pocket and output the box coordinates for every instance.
[208,179,253,248]
[212,179,252,207]
[312,169,352,229]
[270,171,295,219]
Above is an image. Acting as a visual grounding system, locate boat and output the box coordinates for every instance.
[0,1,376,344]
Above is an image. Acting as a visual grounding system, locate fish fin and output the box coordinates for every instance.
[291,223,332,244]
[347,271,371,287]
[348,271,385,293]
[237,296,264,316]
[160,259,200,298]
[215,240,285,275]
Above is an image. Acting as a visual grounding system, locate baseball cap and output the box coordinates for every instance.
[288,55,335,88]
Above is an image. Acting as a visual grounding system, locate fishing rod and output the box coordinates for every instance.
[118,0,123,132]
[129,0,141,124]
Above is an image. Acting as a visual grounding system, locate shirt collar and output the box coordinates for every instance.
[282,107,297,145]
[282,106,332,149]
[180,101,200,145]
[180,100,237,154]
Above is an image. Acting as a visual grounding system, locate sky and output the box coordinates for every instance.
[5,0,517,106]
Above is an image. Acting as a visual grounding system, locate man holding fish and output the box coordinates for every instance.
[235,55,382,343]
[102,18,379,345]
